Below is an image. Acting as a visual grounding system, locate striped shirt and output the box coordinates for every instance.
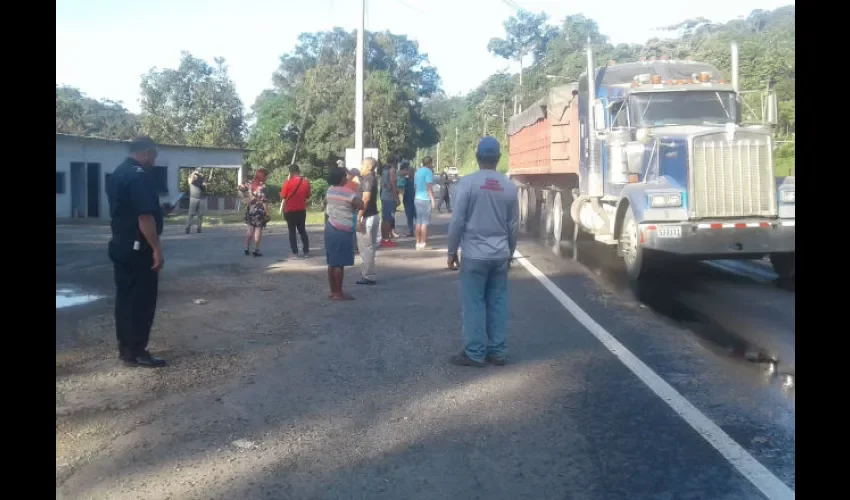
[325,185,358,232]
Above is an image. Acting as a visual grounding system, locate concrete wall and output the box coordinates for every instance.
[56,135,245,220]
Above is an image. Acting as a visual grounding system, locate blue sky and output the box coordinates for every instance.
[56,0,794,114]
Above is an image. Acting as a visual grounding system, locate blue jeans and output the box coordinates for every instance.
[460,257,510,362]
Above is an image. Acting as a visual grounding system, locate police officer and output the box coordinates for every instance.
[107,136,167,368]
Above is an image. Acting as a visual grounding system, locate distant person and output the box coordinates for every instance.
[437,170,452,213]
[324,166,363,300]
[355,157,380,285]
[107,136,166,368]
[344,167,360,191]
[446,137,518,367]
[185,168,207,234]
[281,164,312,258]
[237,168,270,257]
[379,155,400,248]
[413,156,436,250]
[400,160,416,237]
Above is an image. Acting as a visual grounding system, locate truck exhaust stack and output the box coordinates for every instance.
[586,38,603,197]
[731,42,739,94]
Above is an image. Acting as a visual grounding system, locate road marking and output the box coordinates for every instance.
[513,250,795,500]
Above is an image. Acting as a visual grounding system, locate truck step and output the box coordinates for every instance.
[594,234,618,245]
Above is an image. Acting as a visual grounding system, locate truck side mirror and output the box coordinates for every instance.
[765,90,779,126]
[593,100,606,131]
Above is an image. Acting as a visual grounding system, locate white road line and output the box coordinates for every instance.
[513,250,795,500]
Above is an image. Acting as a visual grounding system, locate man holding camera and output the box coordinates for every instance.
[186,168,207,234]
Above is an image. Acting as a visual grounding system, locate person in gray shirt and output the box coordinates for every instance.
[186,168,207,234]
[446,136,518,367]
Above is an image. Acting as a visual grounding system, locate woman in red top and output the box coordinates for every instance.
[280,164,312,258]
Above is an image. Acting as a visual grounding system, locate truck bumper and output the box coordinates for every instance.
[639,219,795,257]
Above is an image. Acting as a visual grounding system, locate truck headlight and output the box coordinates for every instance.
[780,190,795,204]
[648,193,683,208]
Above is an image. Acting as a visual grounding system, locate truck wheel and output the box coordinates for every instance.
[552,191,565,244]
[770,252,795,290]
[619,205,658,299]
[541,191,554,241]
[518,188,529,234]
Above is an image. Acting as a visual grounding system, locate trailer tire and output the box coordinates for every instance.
[518,188,529,234]
[541,191,554,241]
[552,192,565,244]
[770,252,795,291]
[525,188,539,236]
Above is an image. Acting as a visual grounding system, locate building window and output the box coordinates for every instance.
[152,166,169,194]
[56,171,66,194]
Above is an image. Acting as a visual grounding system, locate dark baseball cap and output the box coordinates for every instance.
[476,136,501,157]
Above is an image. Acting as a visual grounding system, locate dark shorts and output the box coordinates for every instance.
[381,199,397,222]
[325,222,355,267]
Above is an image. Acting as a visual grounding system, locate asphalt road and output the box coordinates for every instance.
[56,214,795,500]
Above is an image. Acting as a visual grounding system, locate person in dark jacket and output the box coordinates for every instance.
[107,136,167,368]
[400,160,416,237]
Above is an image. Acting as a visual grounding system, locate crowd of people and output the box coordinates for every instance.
[107,135,517,369]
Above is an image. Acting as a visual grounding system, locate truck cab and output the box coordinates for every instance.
[507,43,795,289]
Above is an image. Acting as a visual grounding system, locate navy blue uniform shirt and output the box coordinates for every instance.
[107,157,163,252]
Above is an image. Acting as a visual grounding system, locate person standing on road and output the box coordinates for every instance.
[379,155,400,248]
[344,167,360,191]
[400,160,416,237]
[437,170,452,213]
[446,136,518,367]
[355,157,380,285]
[413,156,436,250]
[185,168,207,234]
[107,136,167,368]
[238,168,270,257]
[325,166,364,300]
[281,164,312,258]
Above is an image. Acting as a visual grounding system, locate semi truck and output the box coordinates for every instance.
[507,42,795,289]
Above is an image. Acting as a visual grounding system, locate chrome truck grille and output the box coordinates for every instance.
[690,132,776,218]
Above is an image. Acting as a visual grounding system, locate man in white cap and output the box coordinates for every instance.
[446,136,518,367]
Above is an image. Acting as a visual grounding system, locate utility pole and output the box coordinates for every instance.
[502,102,506,141]
[453,127,458,166]
[436,142,441,170]
[354,0,365,165]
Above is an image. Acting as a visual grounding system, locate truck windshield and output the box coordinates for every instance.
[629,91,736,127]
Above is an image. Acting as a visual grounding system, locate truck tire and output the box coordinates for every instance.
[541,191,554,241]
[552,191,565,244]
[619,204,657,296]
[770,252,795,290]
[525,188,539,236]
[518,188,529,234]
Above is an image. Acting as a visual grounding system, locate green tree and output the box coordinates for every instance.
[56,85,140,140]
[247,28,441,180]
[139,52,246,148]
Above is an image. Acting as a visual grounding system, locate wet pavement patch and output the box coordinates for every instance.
[56,288,104,309]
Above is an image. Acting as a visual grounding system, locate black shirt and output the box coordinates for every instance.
[359,172,379,217]
[107,157,163,251]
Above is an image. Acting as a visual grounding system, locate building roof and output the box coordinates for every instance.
[55,133,249,153]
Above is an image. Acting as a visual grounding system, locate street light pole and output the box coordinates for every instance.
[453,127,458,166]
[354,0,365,164]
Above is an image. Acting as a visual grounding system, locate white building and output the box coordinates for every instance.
[56,134,247,220]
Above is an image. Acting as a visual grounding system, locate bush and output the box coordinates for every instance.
[264,184,282,204]
[310,178,329,204]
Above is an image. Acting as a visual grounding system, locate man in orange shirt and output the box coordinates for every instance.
[280,164,312,258]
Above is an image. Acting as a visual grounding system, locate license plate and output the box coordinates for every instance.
[657,226,682,238]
